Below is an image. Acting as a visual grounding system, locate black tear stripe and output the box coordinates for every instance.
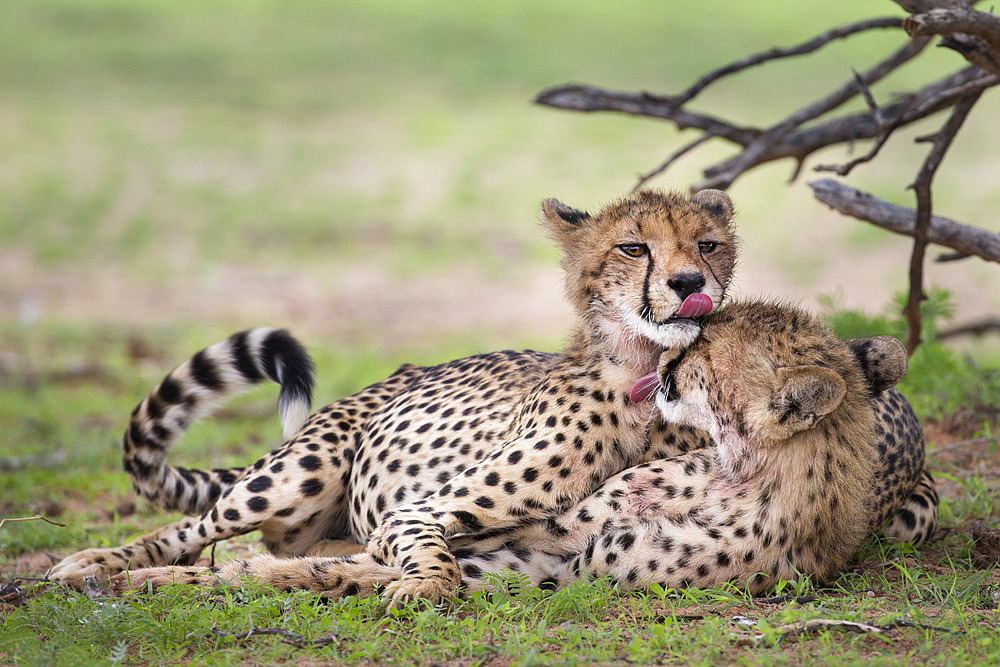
[190,350,223,390]
[641,250,654,323]
[699,250,723,297]
[228,330,264,383]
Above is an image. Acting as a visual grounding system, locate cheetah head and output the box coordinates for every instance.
[542,189,738,367]
[654,301,893,472]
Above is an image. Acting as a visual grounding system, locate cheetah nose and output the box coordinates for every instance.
[667,273,706,300]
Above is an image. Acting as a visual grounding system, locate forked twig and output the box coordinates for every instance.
[0,515,67,530]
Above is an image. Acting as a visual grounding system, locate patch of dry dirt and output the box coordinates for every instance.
[0,250,571,354]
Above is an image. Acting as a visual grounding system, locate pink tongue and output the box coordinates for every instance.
[629,371,660,403]
[675,293,713,319]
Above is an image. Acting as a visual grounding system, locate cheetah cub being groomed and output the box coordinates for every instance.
[113,299,907,598]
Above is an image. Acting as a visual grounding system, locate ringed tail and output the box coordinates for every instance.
[122,328,315,515]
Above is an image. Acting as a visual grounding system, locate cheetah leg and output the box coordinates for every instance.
[49,442,354,589]
[112,553,398,597]
[48,516,220,589]
[880,468,939,546]
[458,519,786,597]
[370,451,715,606]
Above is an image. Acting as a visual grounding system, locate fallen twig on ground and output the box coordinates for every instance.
[0,515,67,531]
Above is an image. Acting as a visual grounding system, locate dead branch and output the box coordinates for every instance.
[904,8,1000,75]
[212,625,337,648]
[694,65,999,190]
[696,36,930,191]
[754,594,821,605]
[937,317,1000,339]
[814,74,891,176]
[904,91,983,352]
[807,179,1000,264]
[741,616,961,645]
[671,17,903,108]
[538,68,996,192]
[0,515,67,530]
[533,85,761,146]
[632,135,711,192]
[905,8,1000,49]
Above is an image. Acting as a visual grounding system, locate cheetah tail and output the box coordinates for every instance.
[122,328,315,515]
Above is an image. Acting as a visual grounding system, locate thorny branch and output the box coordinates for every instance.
[535,0,999,352]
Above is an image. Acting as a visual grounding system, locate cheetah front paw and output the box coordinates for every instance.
[110,566,207,594]
[47,548,131,589]
[382,573,460,608]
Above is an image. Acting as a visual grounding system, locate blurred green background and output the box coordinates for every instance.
[2,0,998,352]
[1,0,998,526]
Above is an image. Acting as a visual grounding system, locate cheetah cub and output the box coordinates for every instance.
[444,300,895,593]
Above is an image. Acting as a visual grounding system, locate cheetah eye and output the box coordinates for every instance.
[698,241,720,255]
[617,244,647,258]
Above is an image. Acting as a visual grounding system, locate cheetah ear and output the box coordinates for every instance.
[845,336,907,394]
[541,198,591,240]
[770,365,846,436]
[690,189,734,221]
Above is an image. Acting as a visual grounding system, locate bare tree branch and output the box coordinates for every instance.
[814,70,893,176]
[212,625,337,648]
[538,68,997,191]
[904,91,982,353]
[632,135,711,192]
[905,8,1000,49]
[671,17,903,108]
[696,36,930,190]
[533,85,760,145]
[937,317,1000,339]
[808,179,1000,264]
[904,8,1000,75]
[0,515,67,530]
[697,67,996,190]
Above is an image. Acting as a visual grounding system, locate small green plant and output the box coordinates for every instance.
[822,288,1000,418]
